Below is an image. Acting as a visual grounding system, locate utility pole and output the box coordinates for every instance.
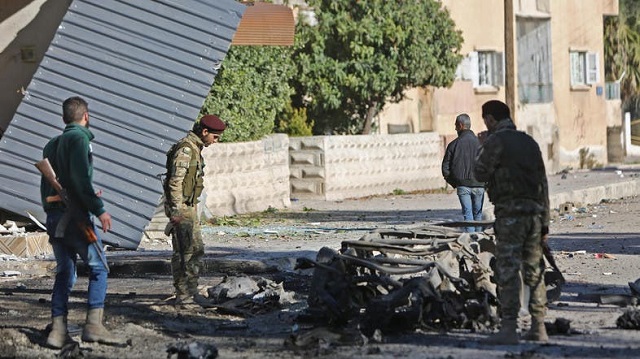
[504,0,516,120]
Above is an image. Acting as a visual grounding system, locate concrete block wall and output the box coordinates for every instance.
[202,134,291,217]
[144,134,291,242]
[290,133,446,200]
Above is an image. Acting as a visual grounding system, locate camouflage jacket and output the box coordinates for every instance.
[474,119,550,234]
[164,131,205,217]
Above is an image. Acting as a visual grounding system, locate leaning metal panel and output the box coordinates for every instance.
[0,0,245,248]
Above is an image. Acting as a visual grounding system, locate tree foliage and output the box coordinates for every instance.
[200,45,295,142]
[276,101,314,137]
[292,0,463,134]
[604,0,640,113]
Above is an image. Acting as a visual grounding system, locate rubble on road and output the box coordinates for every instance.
[166,341,218,359]
[198,276,297,317]
[616,309,640,330]
[293,223,564,343]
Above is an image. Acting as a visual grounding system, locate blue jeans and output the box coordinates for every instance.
[46,211,108,318]
[457,186,485,232]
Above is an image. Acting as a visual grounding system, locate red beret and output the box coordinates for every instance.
[200,115,226,133]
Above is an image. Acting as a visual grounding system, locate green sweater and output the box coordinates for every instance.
[40,123,105,217]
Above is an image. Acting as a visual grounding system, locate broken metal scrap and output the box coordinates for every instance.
[296,223,564,338]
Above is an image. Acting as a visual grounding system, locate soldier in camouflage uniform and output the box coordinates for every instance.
[474,100,550,344]
[164,115,226,305]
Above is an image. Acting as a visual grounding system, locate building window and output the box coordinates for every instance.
[456,51,504,89]
[570,51,599,86]
[517,18,553,104]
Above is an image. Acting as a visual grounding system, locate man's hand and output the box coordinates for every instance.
[170,215,183,225]
[98,212,112,233]
[541,234,548,244]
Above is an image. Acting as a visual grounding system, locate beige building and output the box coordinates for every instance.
[379,0,621,173]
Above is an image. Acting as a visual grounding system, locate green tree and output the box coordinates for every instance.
[292,0,463,135]
[276,101,314,137]
[604,0,640,113]
[200,45,295,142]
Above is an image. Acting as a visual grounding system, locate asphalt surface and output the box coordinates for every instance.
[3,166,640,278]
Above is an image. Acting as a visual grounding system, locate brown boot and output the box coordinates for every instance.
[81,308,127,346]
[46,316,72,349]
[523,317,548,342]
[484,319,519,345]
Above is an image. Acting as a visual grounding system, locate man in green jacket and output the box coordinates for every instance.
[41,96,125,348]
[164,114,226,306]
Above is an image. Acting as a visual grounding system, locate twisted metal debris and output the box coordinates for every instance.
[296,222,562,337]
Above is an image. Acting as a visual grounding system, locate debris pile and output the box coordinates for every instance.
[616,309,640,330]
[167,341,218,359]
[0,221,26,235]
[201,276,296,316]
[294,223,564,343]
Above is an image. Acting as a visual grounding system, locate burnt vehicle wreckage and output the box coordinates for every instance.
[293,221,566,339]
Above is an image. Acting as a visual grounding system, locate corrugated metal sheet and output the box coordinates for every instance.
[232,2,294,46]
[0,0,245,249]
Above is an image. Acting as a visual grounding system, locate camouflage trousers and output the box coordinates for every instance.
[494,214,547,321]
[170,206,203,299]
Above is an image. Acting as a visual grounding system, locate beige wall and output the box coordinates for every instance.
[548,0,611,169]
[0,0,70,132]
[378,0,619,172]
[378,0,506,138]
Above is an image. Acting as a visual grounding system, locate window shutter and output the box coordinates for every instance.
[492,51,505,86]
[468,51,479,88]
[458,52,479,87]
[570,52,581,85]
[586,52,599,84]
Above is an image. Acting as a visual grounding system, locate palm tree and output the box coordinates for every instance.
[604,0,640,116]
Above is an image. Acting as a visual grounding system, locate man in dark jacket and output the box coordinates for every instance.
[442,113,485,232]
[475,100,550,345]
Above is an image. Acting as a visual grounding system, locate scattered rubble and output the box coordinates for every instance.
[166,341,218,359]
[617,310,640,330]
[293,223,564,344]
[198,276,297,316]
[0,220,26,235]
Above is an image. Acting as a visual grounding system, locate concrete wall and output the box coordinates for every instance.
[0,0,70,133]
[144,134,291,241]
[201,134,291,217]
[289,133,445,201]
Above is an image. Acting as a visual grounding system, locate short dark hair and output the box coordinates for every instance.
[482,100,511,121]
[62,96,88,124]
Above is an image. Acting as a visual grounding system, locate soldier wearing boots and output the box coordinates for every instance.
[163,115,226,306]
[40,96,126,348]
[474,100,550,344]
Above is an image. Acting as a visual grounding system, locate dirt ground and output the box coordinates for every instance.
[2,192,640,358]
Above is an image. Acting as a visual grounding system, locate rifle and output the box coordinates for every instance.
[35,158,110,272]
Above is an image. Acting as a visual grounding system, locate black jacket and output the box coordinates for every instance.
[474,119,550,233]
[442,129,484,188]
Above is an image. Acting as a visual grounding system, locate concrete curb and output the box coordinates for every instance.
[483,177,640,221]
